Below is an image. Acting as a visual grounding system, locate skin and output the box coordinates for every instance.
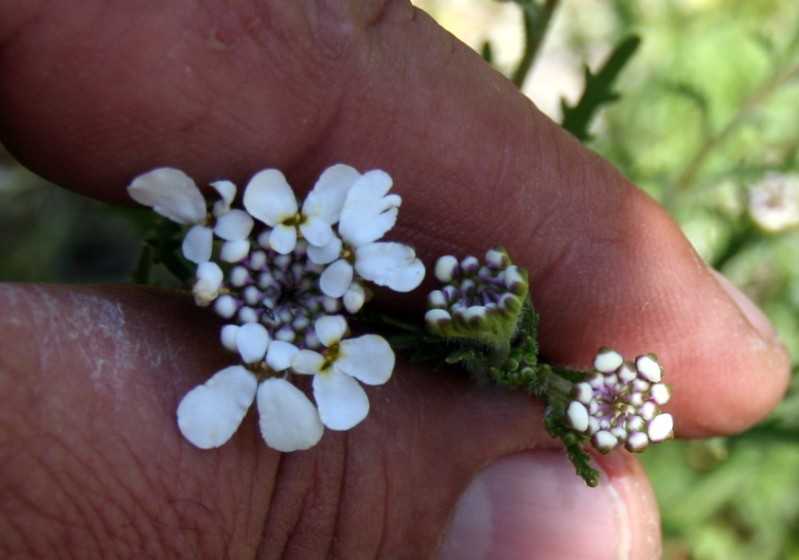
[0,1,790,558]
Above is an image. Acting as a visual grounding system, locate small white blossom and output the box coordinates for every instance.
[293,315,394,430]
[311,170,425,309]
[748,172,799,232]
[128,168,254,263]
[243,165,359,255]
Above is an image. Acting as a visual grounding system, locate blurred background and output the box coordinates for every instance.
[2,1,799,557]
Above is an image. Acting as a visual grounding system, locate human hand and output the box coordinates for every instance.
[0,2,789,558]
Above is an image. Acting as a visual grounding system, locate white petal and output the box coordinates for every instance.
[354,242,425,292]
[314,315,347,347]
[265,340,300,371]
[219,239,251,263]
[182,225,213,264]
[299,216,334,247]
[176,365,257,449]
[193,261,224,305]
[313,370,369,430]
[292,349,326,375]
[128,168,206,224]
[214,209,253,241]
[339,170,401,246]
[302,164,362,224]
[236,323,270,363]
[269,224,298,255]
[210,179,236,213]
[243,169,298,226]
[320,259,353,298]
[257,378,324,452]
[337,334,394,385]
[343,282,366,313]
[307,236,342,265]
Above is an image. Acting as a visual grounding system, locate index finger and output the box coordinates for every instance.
[0,0,789,437]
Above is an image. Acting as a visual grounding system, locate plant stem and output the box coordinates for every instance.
[511,0,560,89]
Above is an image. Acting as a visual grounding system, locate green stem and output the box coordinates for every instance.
[511,0,560,89]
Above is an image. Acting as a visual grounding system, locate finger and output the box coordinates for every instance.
[0,1,788,436]
[0,283,659,559]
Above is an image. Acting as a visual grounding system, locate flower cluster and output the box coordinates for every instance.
[566,348,674,453]
[425,247,529,349]
[128,164,424,451]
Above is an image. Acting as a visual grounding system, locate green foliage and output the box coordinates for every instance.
[131,216,193,285]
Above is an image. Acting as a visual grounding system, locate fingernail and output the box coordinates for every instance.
[711,269,777,341]
[437,450,630,560]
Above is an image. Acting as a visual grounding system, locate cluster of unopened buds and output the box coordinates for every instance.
[128,164,424,451]
[566,348,674,453]
[128,162,674,483]
[425,247,528,348]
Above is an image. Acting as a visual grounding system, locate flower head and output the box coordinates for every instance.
[566,348,674,453]
[130,164,419,453]
[425,247,529,349]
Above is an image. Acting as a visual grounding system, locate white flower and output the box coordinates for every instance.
[177,365,258,449]
[292,315,394,430]
[130,163,426,453]
[748,172,799,232]
[178,337,327,451]
[310,170,425,310]
[243,165,360,255]
[128,168,254,264]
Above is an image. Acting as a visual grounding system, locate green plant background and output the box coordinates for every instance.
[2,1,799,557]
